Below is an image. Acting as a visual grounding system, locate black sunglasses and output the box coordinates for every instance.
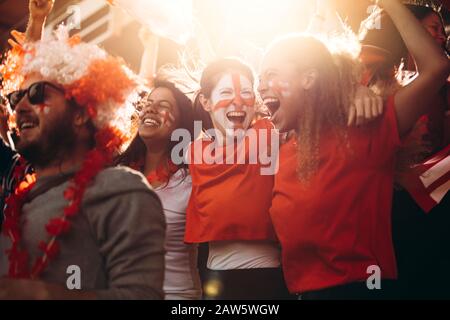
[7,81,65,111]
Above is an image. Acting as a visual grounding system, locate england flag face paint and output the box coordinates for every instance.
[209,72,255,135]
[137,87,180,141]
[268,79,292,98]
[37,104,51,115]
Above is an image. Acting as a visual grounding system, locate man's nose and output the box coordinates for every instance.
[14,95,33,115]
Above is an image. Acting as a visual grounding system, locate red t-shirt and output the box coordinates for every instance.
[270,96,400,293]
[185,119,277,243]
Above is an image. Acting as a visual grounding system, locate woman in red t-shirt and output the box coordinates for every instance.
[185,58,292,300]
[184,56,382,299]
[258,0,450,299]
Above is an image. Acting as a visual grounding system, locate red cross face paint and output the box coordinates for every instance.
[210,72,255,134]
[268,79,291,98]
[36,104,51,115]
[160,109,176,128]
[138,97,176,130]
[137,86,181,142]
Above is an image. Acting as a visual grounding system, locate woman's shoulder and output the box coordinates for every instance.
[252,117,275,131]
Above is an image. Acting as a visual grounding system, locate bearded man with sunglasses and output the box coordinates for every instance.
[0,20,165,300]
[6,81,81,167]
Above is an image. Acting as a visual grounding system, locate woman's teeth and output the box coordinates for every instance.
[226,111,246,123]
[143,118,160,127]
[263,98,279,105]
[227,111,246,117]
[263,98,281,110]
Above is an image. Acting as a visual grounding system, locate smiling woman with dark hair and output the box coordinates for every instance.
[117,79,195,176]
[117,78,201,300]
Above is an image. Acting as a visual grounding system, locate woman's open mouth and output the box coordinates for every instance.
[263,97,280,116]
[142,117,162,128]
[226,111,247,124]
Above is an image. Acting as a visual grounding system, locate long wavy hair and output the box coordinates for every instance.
[266,34,360,181]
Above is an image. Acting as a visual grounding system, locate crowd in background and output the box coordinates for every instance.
[0,0,449,300]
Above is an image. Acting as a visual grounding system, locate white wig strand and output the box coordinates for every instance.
[17,26,139,139]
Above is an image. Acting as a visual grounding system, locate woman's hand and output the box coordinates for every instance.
[348,85,384,126]
[29,0,55,22]
[26,0,55,42]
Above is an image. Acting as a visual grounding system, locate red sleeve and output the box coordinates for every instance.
[355,95,401,165]
[380,95,401,150]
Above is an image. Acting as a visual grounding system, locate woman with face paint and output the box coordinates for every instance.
[117,79,202,300]
[184,58,293,300]
[259,0,450,299]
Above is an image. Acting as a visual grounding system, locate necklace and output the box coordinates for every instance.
[146,159,179,185]
[2,127,124,279]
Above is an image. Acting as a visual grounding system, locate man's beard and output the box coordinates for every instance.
[16,112,78,169]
